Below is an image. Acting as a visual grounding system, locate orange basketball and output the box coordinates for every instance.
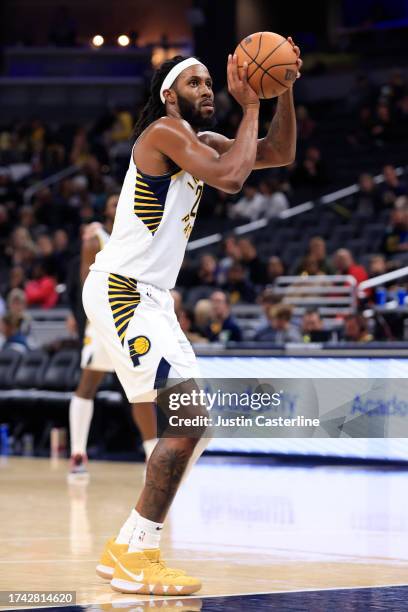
[234,31,298,99]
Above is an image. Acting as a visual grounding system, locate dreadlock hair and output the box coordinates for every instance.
[134,56,192,140]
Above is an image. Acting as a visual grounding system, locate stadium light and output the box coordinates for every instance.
[118,34,130,47]
[92,35,104,47]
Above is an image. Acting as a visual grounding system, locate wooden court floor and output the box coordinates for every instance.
[0,456,407,609]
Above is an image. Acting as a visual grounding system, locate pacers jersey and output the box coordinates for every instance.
[91,153,203,289]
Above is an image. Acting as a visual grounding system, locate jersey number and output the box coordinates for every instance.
[182,181,203,238]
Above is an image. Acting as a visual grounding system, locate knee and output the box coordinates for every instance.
[153,437,198,463]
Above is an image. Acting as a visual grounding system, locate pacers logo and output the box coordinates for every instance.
[128,335,151,367]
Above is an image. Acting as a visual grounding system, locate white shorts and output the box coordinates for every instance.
[82,270,200,403]
[80,321,113,372]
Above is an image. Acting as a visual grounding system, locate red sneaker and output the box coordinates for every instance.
[67,453,90,483]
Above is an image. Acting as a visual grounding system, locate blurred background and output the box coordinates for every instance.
[0,0,408,460]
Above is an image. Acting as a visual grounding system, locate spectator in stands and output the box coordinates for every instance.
[7,288,31,335]
[205,291,242,343]
[8,227,36,268]
[343,314,373,343]
[194,299,212,334]
[222,262,256,304]
[70,127,91,165]
[217,235,242,284]
[18,206,38,236]
[0,205,12,244]
[229,182,264,222]
[212,188,235,220]
[368,254,387,278]
[302,308,322,330]
[301,308,325,342]
[396,95,408,138]
[258,178,289,218]
[370,103,396,146]
[254,304,301,344]
[178,308,208,344]
[237,238,267,285]
[266,256,285,284]
[382,207,408,257]
[257,288,282,326]
[347,106,374,150]
[305,236,333,274]
[193,254,219,288]
[353,173,381,215]
[110,108,134,144]
[290,146,328,189]
[0,168,20,205]
[346,75,376,112]
[296,105,316,142]
[379,165,407,206]
[395,196,408,209]
[7,266,26,294]
[32,187,56,228]
[25,260,58,309]
[333,249,368,284]
[53,229,70,282]
[297,254,325,276]
[0,313,29,353]
[37,233,55,260]
[385,69,407,105]
[185,254,219,304]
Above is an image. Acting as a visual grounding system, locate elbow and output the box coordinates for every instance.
[279,148,296,167]
[222,178,243,194]
[225,182,242,194]
[281,155,295,167]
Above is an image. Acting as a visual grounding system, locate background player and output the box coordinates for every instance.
[84,42,301,595]
[69,194,157,481]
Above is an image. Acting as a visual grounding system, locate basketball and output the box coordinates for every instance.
[235,31,298,99]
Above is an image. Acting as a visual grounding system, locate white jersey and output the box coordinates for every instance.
[91,152,204,289]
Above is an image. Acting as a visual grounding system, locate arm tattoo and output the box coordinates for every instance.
[262,90,296,162]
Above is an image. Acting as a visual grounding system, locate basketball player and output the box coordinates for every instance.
[83,41,301,595]
[68,194,158,481]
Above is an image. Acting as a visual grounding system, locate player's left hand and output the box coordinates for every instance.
[287,36,302,79]
[83,221,102,241]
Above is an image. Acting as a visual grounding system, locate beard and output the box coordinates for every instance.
[177,93,216,130]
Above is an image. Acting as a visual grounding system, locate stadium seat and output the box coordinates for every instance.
[347,238,370,258]
[13,351,49,389]
[332,227,356,243]
[281,244,304,267]
[98,372,115,391]
[41,350,79,392]
[0,350,22,390]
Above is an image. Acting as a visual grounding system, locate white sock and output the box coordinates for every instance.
[128,514,163,551]
[143,438,158,462]
[115,508,140,544]
[69,396,94,456]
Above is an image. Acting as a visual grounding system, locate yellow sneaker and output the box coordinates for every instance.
[110,549,202,596]
[96,538,129,579]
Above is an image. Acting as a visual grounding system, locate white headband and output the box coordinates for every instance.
[160,57,204,103]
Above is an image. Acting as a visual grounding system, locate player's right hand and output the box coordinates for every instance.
[227,53,259,110]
